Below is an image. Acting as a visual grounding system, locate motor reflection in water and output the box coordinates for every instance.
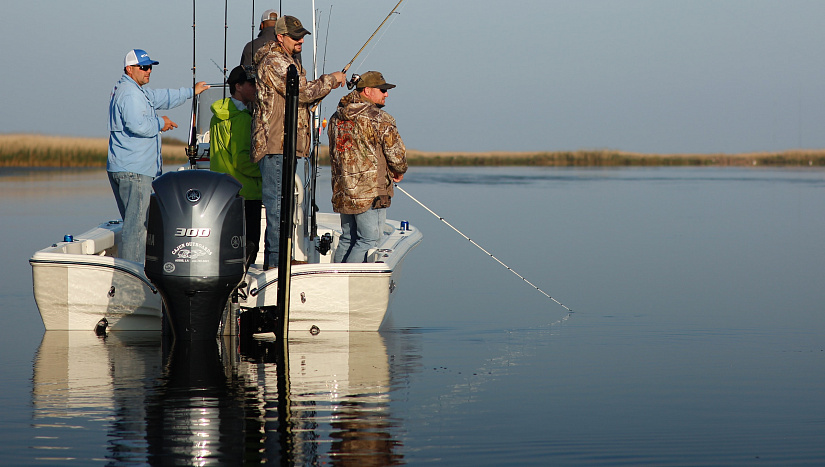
[32,329,417,465]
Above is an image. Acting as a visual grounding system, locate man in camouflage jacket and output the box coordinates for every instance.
[328,71,408,263]
[251,15,344,268]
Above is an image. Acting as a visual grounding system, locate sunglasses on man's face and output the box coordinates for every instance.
[137,65,152,71]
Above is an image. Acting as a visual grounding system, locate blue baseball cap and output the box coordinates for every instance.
[123,49,159,67]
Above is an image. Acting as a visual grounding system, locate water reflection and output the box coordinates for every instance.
[32,330,416,465]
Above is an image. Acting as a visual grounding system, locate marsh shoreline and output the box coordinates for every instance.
[3,133,825,168]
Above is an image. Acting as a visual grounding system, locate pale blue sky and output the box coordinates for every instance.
[3,0,825,154]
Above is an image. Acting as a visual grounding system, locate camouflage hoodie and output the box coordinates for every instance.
[328,90,407,215]
[251,41,337,163]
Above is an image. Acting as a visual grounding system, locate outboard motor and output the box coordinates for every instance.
[145,170,246,340]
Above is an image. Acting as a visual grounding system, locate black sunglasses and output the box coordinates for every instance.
[137,64,153,71]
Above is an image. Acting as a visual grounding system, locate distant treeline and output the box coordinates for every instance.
[3,134,825,168]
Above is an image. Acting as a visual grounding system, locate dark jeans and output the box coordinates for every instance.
[245,199,262,269]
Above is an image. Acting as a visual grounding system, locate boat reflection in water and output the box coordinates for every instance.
[32,329,415,465]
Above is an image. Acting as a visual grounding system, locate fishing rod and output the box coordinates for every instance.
[309,0,404,112]
[185,0,199,168]
[394,184,573,312]
[222,0,228,100]
[322,5,332,76]
[308,1,323,239]
[341,0,404,85]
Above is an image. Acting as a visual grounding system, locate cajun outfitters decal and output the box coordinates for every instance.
[171,241,213,263]
[170,228,213,264]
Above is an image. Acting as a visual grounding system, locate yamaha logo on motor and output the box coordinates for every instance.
[186,189,201,203]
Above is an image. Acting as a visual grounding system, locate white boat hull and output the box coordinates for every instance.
[242,212,421,332]
[30,221,163,331]
[31,213,421,333]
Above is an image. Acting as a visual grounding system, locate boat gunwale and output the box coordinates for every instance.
[247,227,422,297]
[29,254,158,293]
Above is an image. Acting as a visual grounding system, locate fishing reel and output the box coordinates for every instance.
[346,73,361,90]
[316,232,333,256]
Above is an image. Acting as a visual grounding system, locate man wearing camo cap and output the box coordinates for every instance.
[328,71,408,263]
[251,15,345,269]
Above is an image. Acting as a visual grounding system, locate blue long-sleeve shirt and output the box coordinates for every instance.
[107,74,193,177]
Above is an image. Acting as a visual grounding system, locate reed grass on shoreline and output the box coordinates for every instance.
[3,133,825,168]
[0,134,192,168]
[313,144,825,167]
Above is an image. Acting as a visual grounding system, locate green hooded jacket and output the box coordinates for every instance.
[209,97,262,200]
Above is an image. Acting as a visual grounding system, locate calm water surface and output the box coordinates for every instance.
[1,166,824,465]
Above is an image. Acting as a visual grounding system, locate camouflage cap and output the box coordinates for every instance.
[276,15,311,39]
[356,71,396,90]
[227,65,255,86]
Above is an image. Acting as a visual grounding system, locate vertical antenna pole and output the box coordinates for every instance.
[277,65,300,341]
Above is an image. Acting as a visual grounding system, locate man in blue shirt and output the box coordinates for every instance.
[107,48,209,263]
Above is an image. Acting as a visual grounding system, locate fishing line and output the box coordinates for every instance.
[316,5,332,120]
[394,184,573,312]
[210,59,225,75]
[352,2,406,73]
[322,5,332,76]
[342,0,405,75]
[309,0,404,113]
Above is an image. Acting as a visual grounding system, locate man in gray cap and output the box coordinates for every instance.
[251,15,345,269]
[327,71,407,263]
[240,9,279,68]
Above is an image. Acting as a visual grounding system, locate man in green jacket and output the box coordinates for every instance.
[210,65,262,268]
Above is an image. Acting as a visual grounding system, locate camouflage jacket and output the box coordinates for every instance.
[328,90,407,214]
[251,41,337,163]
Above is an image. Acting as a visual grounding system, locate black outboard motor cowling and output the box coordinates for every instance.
[145,170,246,340]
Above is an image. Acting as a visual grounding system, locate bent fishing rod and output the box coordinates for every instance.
[310,0,404,113]
[342,0,404,85]
[394,184,573,313]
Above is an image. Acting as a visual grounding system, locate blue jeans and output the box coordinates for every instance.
[258,154,283,268]
[107,171,154,264]
[335,208,387,263]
